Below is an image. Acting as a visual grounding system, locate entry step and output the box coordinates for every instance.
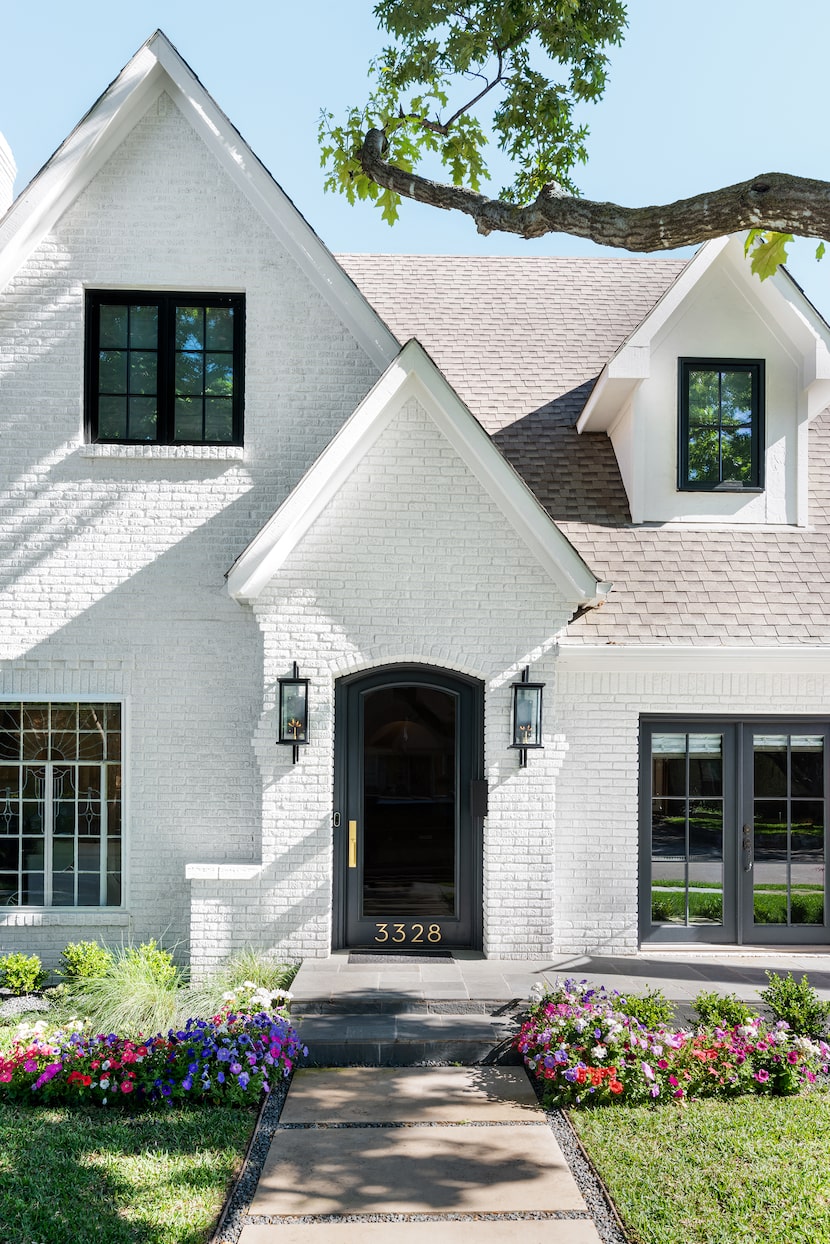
[294,1009,521,1067]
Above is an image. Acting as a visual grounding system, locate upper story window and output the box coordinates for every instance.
[85,292,244,445]
[678,359,764,491]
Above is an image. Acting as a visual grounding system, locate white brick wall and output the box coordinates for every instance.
[0,91,379,966]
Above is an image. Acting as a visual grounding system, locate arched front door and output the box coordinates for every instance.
[333,666,484,951]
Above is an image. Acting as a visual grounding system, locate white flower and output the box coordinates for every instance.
[529,981,546,1004]
[221,990,237,1002]
[591,1044,607,1060]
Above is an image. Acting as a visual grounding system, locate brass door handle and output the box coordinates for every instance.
[348,820,357,869]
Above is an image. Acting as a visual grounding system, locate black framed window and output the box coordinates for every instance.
[85,292,244,445]
[678,359,764,490]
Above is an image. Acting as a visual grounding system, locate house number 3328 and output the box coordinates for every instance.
[374,922,442,943]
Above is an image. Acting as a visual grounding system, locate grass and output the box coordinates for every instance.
[0,1102,256,1244]
[571,1093,830,1244]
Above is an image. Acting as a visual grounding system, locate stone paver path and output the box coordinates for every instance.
[236,1067,604,1242]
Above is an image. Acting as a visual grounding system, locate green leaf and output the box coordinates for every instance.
[320,0,628,219]
[745,231,794,281]
[816,241,826,262]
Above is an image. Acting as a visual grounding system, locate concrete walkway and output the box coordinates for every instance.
[235,1066,604,1243]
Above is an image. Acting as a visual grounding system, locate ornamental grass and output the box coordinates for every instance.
[516,978,830,1109]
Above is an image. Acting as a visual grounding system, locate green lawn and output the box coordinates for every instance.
[0,1103,256,1244]
[571,1093,830,1244]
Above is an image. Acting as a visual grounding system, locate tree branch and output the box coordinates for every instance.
[358,129,830,248]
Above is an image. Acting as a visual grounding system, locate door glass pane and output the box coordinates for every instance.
[753,735,825,927]
[651,734,723,927]
[362,685,457,918]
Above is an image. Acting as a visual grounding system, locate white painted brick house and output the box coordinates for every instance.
[3,33,830,971]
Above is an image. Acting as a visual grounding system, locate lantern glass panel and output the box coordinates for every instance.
[279,682,308,744]
[513,685,542,748]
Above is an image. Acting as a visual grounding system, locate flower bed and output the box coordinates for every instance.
[515,979,830,1108]
[0,988,306,1109]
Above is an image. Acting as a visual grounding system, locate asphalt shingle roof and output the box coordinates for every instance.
[338,253,830,645]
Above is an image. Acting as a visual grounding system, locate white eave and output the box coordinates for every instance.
[226,338,609,606]
[577,235,830,433]
[0,31,398,371]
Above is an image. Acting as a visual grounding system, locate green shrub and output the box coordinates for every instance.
[790,891,825,925]
[123,939,177,988]
[760,971,830,1039]
[58,940,114,983]
[689,891,723,923]
[616,986,675,1029]
[692,990,754,1029]
[753,893,788,924]
[0,952,48,994]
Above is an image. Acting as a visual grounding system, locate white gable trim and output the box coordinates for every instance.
[0,32,398,371]
[578,236,830,433]
[226,339,607,605]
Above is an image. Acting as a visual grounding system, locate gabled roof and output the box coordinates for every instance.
[226,338,608,606]
[578,236,830,431]
[342,252,830,647]
[0,31,397,370]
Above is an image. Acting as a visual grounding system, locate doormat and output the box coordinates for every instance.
[348,953,454,964]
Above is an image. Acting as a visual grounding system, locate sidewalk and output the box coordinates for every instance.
[231,1066,614,1243]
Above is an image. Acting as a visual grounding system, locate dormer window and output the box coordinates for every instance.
[85,291,244,445]
[678,359,764,491]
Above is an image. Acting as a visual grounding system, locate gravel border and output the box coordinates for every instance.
[211,1064,631,1243]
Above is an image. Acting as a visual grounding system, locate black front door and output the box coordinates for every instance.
[334,666,483,951]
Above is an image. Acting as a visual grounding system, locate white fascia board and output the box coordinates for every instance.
[556,644,830,675]
[152,36,398,371]
[403,346,603,602]
[0,33,399,372]
[0,46,164,291]
[624,237,731,350]
[577,347,649,432]
[227,339,605,605]
[226,354,415,601]
[576,242,731,434]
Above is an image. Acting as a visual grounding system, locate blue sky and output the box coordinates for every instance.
[2,1,829,310]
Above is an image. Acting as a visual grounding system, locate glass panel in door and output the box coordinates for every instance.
[362,685,457,919]
[651,733,724,927]
[752,734,825,928]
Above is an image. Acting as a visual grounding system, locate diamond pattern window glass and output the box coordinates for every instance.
[0,703,122,908]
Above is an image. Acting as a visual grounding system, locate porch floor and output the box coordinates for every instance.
[290,947,830,1065]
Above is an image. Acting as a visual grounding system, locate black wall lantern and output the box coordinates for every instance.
[278,663,309,763]
[510,666,544,767]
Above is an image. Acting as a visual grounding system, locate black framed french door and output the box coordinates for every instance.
[640,718,830,945]
[333,666,484,951]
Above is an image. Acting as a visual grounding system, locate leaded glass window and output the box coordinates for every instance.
[0,703,122,907]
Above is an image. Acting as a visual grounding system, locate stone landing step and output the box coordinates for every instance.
[293,1003,523,1067]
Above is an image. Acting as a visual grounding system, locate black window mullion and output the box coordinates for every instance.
[157,298,173,442]
[87,292,243,446]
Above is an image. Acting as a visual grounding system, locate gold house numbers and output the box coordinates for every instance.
[374,922,443,944]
